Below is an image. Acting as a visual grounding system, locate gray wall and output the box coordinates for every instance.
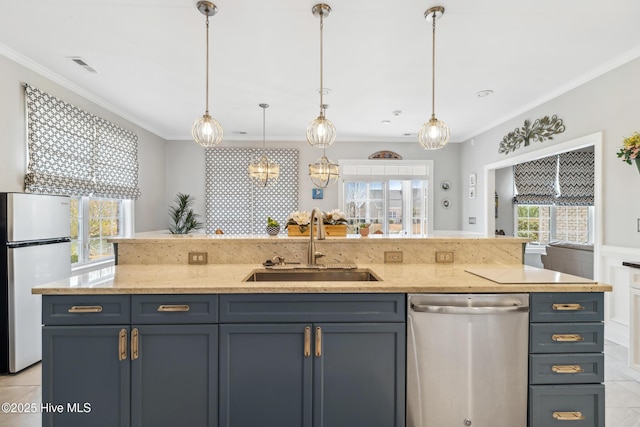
[165,139,462,231]
[0,54,168,232]
[460,56,640,249]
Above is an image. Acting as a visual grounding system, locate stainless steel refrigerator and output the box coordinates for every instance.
[1,192,71,373]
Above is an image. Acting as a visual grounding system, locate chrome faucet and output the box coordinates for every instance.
[307,207,326,265]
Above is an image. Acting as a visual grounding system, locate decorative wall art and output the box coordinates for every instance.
[498,115,566,155]
[368,150,402,159]
[469,187,476,199]
[312,188,324,199]
[468,173,476,186]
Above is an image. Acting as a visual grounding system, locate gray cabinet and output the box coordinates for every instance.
[529,292,605,427]
[42,294,219,427]
[218,294,406,427]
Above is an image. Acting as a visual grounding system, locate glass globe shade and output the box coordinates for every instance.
[248,155,280,188]
[418,117,450,150]
[192,113,223,148]
[308,156,339,188]
[306,115,336,148]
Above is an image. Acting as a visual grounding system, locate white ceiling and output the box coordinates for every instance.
[1,0,639,144]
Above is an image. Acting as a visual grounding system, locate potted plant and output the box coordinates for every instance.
[359,223,370,237]
[266,217,280,236]
[168,193,203,234]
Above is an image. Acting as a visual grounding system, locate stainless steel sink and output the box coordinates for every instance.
[244,269,380,282]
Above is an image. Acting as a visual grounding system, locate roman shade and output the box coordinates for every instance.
[513,155,558,205]
[24,85,141,199]
[557,151,594,206]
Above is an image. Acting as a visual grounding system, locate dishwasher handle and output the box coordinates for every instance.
[410,303,529,315]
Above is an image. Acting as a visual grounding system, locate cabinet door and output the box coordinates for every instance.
[42,325,130,427]
[131,324,218,427]
[313,323,406,427]
[219,324,313,427]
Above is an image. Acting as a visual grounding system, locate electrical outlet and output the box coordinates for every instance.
[188,252,208,264]
[384,251,403,263]
[469,217,476,224]
[435,251,454,263]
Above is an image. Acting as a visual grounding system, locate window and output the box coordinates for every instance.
[71,197,133,267]
[516,205,592,244]
[343,180,429,235]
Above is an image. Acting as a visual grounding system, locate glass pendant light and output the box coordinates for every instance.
[418,6,450,150]
[192,1,223,148]
[248,103,280,188]
[306,4,336,148]
[309,148,339,188]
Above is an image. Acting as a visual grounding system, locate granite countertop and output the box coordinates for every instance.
[32,263,612,295]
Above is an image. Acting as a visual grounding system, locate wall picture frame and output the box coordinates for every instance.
[469,173,477,186]
[469,187,476,199]
[312,188,323,199]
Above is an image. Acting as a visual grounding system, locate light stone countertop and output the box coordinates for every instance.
[32,263,612,295]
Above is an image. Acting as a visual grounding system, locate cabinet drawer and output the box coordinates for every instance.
[530,293,604,323]
[530,353,604,384]
[530,323,604,354]
[529,384,604,427]
[43,295,130,325]
[131,295,218,324]
[219,293,405,323]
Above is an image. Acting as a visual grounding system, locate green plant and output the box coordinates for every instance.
[168,193,203,234]
[359,223,369,229]
[267,217,280,227]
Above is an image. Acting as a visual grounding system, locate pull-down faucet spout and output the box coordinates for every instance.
[307,208,326,265]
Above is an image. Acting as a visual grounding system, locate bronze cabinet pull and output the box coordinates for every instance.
[157,304,190,312]
[118,329,127,361]
[552,334,584,342]
[68,305,103,313]
[552,411,585,421]
[552,365,584,374]
[315,327,322,357]
[131,328,139,360]
[552,303,585,311]
[304,327,311,357]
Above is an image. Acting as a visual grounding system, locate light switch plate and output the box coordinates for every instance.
[435,252,454,263]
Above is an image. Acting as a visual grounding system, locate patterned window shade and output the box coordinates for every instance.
[205,148,298,234]
[24,85,141,199]
[557,151,594,206]
[513,155,558,205]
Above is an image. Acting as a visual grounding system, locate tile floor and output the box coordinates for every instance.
[0,340,638,426]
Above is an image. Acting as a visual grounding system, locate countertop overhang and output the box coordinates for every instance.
[32,263,611,295]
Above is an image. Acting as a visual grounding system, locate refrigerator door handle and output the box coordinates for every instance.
[411,303,528,315]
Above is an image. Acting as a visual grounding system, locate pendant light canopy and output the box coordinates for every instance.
[309,150,340,188]
[306,4,336,148]
[418,6,450,150]
[192,1,223,148]
[248,103,280,188]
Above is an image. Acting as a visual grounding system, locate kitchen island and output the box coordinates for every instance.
[34,234,610,427]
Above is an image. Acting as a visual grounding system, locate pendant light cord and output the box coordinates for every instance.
[319,12,324,117]
[205,14,210,114]
[262,105,266,152]
[431,10,436,120]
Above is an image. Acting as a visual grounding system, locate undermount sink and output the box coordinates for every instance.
[244,269,380,282]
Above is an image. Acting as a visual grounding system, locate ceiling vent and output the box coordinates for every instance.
[68,56,98,73]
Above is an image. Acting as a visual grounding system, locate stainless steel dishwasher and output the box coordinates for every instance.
[407,293,529,427]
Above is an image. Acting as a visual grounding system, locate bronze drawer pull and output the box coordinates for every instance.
[552,411,585,421]
[304,327,311,357]
[552,303,585,311]
[552,365,584,374]
[68,305,103,313]
[131,328,139,360]
[315,327,322,357]
[118,329,127,361]
[552,334,584,342]
[157,304,190,312]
